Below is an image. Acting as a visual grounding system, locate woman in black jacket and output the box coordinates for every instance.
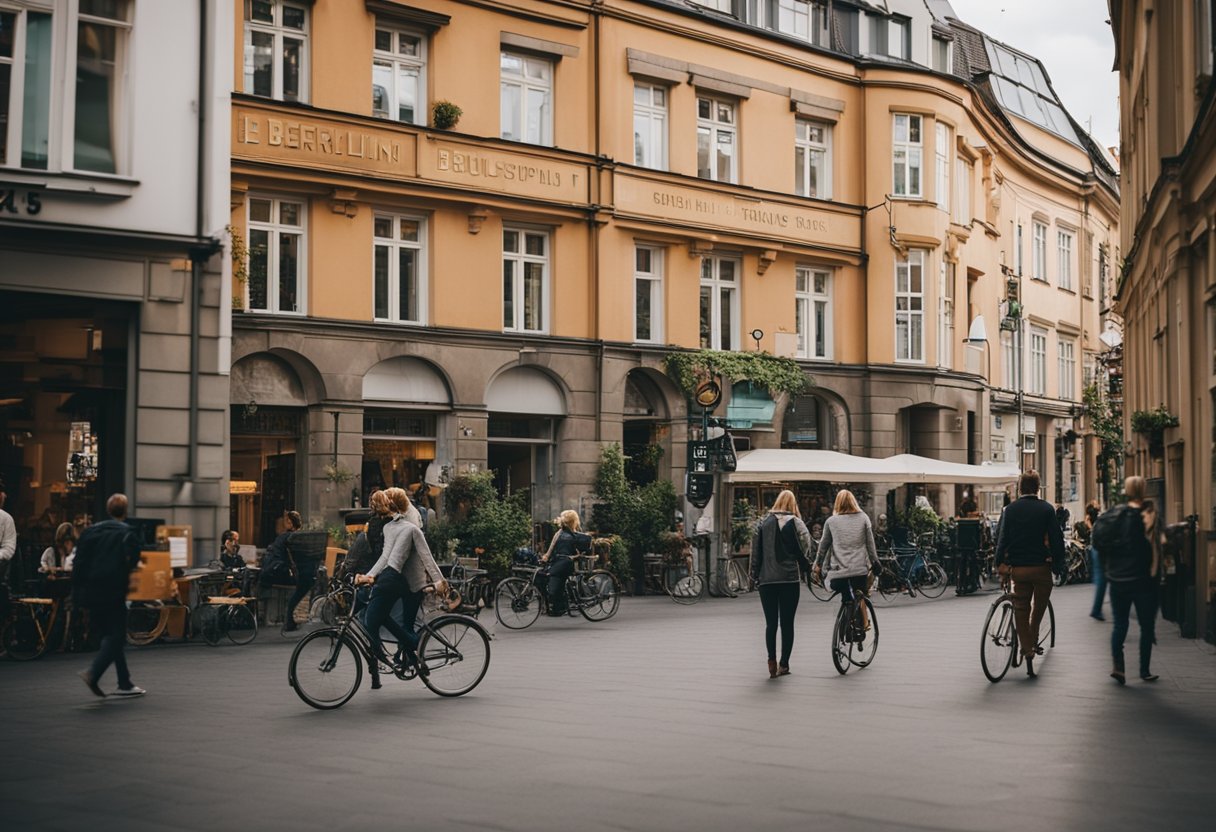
[540,510,591,615]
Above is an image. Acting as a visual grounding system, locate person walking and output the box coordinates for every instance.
[750,490,811,678]
[539,510,591,616]
[813,489,880,633]
[72,494,145,698]
[994,470,1065,678]
[1078,502,1107,620]
[1094,476,1159,684]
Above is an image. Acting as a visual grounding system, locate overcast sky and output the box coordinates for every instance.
[946,0,1120,150]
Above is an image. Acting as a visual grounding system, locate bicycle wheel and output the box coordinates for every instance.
[289,628,363,710]
[830,603,851,675]
[849,598,879,668]
[981,596,1017,682]
[808,573,832,602]
[668,571,705,605]
[225,604,258,645]
[579,570,621,621]
[3,604,53,661]
[1037,600,1056,652]
[494,577,542,630]
[194,604,222,646]
[126,602,166,647]
[309,594,337,626]
[874,566,901,603]
[918,562,948,598]
[726,559,751,595]
[418,616,491,697]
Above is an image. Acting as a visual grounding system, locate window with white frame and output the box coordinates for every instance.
[932,36,952,72]
[895,250,925,362]
[500,51,552,146]
[1029,326,1048,394]
[373,214,425,325]
[634,245,663,343]
[372,27,425,125]
[247,196,306,315]
[633,83,667,170]
[1015,222,1024,275]
[2,2,137,174]
[1057,229,1074,291]
[742,0,829,44]
[795,119,831,198]
[699,255,739,351]
[954,158,971,224]
[937,261,954,368]
[245,0,308,103]
[875,16,910,59]
[990,436,1007,463]
[503,227,548,333]
[1032,221,1047,280]
[697,95,736,183]
[893,113,922,197]
[695,0,732,11]
[1057,336,1076,400]
[795,266,832,360]
[1000,329,1019,388]
[935,122,951,213]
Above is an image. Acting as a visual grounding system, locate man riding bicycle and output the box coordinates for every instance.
[994,470,1065,678]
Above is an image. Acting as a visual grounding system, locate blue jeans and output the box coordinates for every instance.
[88,604,133,690]
[363,569,420,673]
[1110,577,1157,676]
[1090,546,1107,617]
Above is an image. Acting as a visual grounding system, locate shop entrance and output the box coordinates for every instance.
[229,407,302,548]
[0,291,131,570]
[487,416,555,522]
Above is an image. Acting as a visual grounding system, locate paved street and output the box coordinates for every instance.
[2,584,1215,832]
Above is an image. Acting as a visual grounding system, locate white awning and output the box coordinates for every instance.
[724,449,1019,485]
[486,366,566,416]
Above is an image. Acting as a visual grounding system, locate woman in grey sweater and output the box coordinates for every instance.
[813,490,880,628]
[750,490,812,678]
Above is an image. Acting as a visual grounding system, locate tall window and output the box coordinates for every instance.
[794,119,830,198]
[1029,327,1048,395]
[795,266,831,360]
[1032,221,1047,280]
[500,52,552,146]
[895,250,925,362]
[699,256,739,351]
[954,159,971,223]
[73,0,130,174]
[932,36,952,72]
[1058,337,1076,400]
[634,246,663,343]
[247,197,305,315]
[1000,329,1021,389]
[1,7,52,169]
[1057,229,1074,291]
[742,0,829,44]
[245,0,308,102]
[372,27,425,124]
[503,227,548,333]
[934,122,950,213]
[373,215,425,325]
[697,95,736,183]
[893,113,922,197]
[876,16,910,59]
[1015,222,1024,275]
[633,83,667,170]
[937,261,954,368]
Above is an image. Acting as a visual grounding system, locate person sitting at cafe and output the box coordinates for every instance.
[40,522,78,573]
[219,529,246,571]
[259,510,302,592]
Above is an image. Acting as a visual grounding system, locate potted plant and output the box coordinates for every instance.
[1130,405,1179,456]
[432,100,462,130]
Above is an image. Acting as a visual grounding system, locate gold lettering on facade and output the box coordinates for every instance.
[645,186,830,236]
[435,147,572,190]
[301,125,315,152]
[267,119,283,146]
[235,112,403,167]
[238,115,260,144]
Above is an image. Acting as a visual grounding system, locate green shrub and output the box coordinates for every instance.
[591,445,676,581]
[435,471,531,582]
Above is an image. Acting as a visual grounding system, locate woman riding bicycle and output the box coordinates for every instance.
[813,489,880,630]
[540,510,591,616]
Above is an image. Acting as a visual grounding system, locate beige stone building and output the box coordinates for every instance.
[1111,0,1215,640]
[225,0,1117,556]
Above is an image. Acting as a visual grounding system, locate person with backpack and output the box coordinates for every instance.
[751,490,812,678]
[1092,476,1158,684]
[813,489,880,638]
[994,470,1065,678]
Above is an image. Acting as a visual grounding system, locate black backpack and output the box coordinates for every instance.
[1091,505,1139,563]
[765,515,808,568]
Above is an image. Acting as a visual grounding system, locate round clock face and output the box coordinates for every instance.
[694,379,722,409]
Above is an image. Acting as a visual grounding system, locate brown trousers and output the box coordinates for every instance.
[1011,565,1054,658]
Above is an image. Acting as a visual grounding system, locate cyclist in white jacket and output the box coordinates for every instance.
[813,490,880,626]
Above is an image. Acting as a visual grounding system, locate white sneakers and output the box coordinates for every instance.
[111,686,147,697]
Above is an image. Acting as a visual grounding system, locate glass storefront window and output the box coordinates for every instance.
[361,410,437,506]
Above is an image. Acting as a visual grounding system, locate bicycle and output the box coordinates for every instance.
[288,585,491,709]
[714,555,753,598]
[980,577,1056,682]
[806,568,833,601]
[662,560,705,605]
[873,539,947,601]
[494,555,621,629]
[194,596,258,646]
[827,580,879,675]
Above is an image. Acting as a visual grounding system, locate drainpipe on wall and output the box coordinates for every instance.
[187,0,209,484]
[592,1,604,444]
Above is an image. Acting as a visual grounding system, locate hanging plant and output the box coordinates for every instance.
[1083,383,1124,502]
[323,463,355,485]
[663,349,808,399]
[1130,406,1179,435]
[432,100,463,130]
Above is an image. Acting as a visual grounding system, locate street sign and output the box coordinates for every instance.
[686,472,714,508]
[688,440,714,473]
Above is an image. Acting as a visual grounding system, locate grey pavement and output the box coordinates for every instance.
[2,584,1215,832]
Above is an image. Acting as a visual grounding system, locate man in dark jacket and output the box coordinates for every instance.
[73,494,144,698]
[995,470,1065,677]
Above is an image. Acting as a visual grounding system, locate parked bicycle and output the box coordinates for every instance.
[288,584,491,709]
[873,535,947,601]
[714,555,753,598]
[1053,540,1090,586]
[494,554,621,629]
[980,579,1056,682]
[194,596,258,646]
[829,585,879,675]
[662,562,705,605]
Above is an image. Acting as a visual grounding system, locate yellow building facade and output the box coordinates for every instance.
[1111,0,1215,640]
[226,0,1117,551]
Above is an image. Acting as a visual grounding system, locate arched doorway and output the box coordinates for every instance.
[230,353,309,547]
[623,370,672,486]
[780,392,848,452]
[485,366,566,520]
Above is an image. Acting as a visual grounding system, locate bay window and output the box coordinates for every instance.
[893,113,922,197]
